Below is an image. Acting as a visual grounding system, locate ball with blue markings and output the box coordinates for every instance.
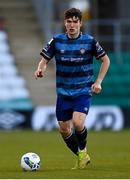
[21,152,40,171]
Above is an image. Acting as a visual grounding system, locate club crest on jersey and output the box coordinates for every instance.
[80,48,86,54]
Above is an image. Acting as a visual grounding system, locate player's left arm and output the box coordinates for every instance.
[91,54,110,94]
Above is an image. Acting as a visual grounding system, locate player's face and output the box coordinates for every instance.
[64,16,82,38]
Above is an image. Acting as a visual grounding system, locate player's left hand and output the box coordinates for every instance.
[91,81,102,94]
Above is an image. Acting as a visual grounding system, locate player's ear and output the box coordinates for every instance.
[64,19,67,25]
[80,21,83,27]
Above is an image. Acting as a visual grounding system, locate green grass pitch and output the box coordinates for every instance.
[0,129,130,179]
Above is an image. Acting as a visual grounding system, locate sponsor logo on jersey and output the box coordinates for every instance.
[60,49,65,53]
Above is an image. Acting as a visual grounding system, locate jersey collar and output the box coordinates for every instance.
[66,32,82,40]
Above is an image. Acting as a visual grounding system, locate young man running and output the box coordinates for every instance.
[34,8,110,169]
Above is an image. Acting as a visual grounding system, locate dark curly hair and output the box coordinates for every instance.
[64,8,82,21]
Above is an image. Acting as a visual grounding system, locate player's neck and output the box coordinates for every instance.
[67,32,81,39]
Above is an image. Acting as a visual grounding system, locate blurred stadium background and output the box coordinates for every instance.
[0,0,130,131]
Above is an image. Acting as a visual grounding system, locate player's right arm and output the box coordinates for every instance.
[34,57,48,79]
[34,37,55,79]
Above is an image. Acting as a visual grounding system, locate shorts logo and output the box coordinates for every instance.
[84,107,88,112]
[80,48,86,54]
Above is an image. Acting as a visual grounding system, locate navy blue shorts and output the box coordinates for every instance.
[56,95,92,121]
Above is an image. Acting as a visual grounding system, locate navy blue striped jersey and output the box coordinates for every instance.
[40,33,106,97]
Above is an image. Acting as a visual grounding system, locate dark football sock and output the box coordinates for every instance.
[63,132,79,155]
[75,127,87,151]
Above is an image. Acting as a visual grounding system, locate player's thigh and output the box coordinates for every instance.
[72,111,87,131]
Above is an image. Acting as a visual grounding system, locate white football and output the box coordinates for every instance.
[21,152,40,171]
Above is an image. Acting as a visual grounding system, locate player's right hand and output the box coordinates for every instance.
[34,69,43,79]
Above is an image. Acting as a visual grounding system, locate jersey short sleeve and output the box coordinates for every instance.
[93,39,106,59]
[40,38,55,61]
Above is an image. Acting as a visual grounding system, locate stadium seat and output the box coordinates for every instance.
[0,54,14,64]
[0,42,10,53]
[0,87,12,100]
[0,64,18,76]
[11,87,30,99]
[4,76,26,88]
[0,30,7,42]
[0,27,32,109]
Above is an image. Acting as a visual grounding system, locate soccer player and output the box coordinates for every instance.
[34,8,110,169]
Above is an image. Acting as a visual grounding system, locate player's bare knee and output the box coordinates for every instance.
[72,119,84,131]
[59,126,71,137]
